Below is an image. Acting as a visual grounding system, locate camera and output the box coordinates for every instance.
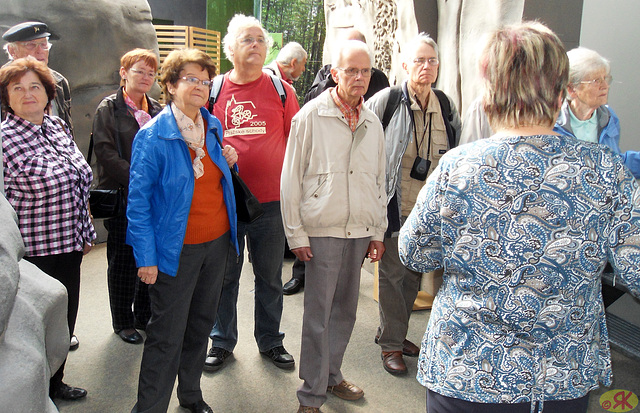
[410,156,431,181]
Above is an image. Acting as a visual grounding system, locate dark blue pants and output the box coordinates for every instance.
[426,388,589,413]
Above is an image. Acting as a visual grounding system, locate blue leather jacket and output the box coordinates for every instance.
[554,101,640,178]
[126,105,239,276]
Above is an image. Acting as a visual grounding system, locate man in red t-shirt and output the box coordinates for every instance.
[205,14,300,373]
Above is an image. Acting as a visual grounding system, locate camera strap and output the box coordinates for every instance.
[413,111,433,159]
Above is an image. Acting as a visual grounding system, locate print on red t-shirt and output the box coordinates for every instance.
[213,72,299,203]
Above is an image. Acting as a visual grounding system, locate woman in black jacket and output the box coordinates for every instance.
[92,48,162,344]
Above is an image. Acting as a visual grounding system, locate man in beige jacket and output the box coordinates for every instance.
[281,40,387,413]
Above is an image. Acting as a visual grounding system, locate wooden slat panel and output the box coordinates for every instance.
[154,25,222,103]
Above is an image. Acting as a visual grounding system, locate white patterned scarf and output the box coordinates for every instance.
[171,103,206,179]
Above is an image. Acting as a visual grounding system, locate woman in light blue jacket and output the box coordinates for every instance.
[127,49,239,413]
[554,47,640,179]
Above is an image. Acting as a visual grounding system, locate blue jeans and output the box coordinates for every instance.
[210,201,286,352]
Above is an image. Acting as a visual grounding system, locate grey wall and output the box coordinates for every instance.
[147,0,207,26]
[414,0,438,38]
[580,0,640,153]
[523,1,583,50]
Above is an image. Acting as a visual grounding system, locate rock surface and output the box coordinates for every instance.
[0,0,159,157]
[0,195,69,413]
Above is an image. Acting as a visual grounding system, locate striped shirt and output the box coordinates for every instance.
[2,113,95,256]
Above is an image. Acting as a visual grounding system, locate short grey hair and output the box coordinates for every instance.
[276,42,307,65]
[3,43,16,59]
[222,14,274,61]
[402,33,438,64]
[331,40,373,68]
[567,47,610,85]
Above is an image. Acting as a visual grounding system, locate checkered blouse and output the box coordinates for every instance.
[2,113,95,256]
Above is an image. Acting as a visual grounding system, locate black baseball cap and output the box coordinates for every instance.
[2,21,59,42]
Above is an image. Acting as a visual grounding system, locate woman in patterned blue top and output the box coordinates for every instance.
[399,22,640,413]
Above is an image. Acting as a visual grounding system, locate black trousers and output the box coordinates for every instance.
[24,251,83,390]
[134,233,230,413]
[426,388,590,413]
[105,216,151,331]
[291,256,306,280]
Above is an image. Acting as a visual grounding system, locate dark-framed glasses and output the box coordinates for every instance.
[19,40,52,51]
[580,75,613,86]
[181,76,213,87]
[336,67,372,78]
[130,69,157,78]
[413,57,439,67]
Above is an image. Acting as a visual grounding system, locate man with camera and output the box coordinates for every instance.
[365,33,461,376]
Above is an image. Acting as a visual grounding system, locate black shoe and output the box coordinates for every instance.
[50,383,87,400]
[69,335,79,351]
[260,345,295,369]
[180,400,214,413]
[116,328,143,344]
[283,277,304,295]
[204,347,232,372]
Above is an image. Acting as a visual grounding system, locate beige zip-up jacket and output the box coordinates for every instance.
[281,89,387,249]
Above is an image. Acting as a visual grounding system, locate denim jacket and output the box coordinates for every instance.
[126,106,239,276]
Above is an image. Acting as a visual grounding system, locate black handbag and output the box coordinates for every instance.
[87,131,126,219]
[211,130,264,223]
[230,167,264,223]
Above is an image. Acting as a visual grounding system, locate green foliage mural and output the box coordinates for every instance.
[261,0,326,104]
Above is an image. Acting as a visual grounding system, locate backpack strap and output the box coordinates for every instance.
[262,66,277,77]
[432,88,456,149]
[381,86,403,131]
[208,74,225,114]
[266,73,287,107]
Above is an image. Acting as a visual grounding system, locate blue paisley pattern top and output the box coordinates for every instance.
[399,134,640,406]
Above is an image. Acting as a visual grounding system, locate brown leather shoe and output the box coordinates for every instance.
[402,339,420,357]
[374,334,421,357]
[382,351,408,375]
[327,379,364,400]
[297,405,320,413]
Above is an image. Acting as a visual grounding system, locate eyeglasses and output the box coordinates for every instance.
[180,76,213,87]
[239,36,266,46]
[336,67,372,78]
[19,41,52,51]
[580,75,613,86]
[130,68,156,78]
[413,57,439,67]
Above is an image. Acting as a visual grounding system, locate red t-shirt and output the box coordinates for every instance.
[214,72,299,203]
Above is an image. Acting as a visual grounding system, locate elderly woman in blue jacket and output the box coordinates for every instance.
[127,48,239,413]
[554,47,640,178]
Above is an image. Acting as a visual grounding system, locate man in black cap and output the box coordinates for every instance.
[2,21,73,136]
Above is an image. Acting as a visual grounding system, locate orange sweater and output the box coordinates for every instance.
[183,145,230,244]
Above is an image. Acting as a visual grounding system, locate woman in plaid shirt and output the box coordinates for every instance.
[1,57,95,402]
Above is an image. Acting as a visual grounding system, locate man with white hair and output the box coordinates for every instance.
[366,33,461,376]
[205,14,299,374]
[263,41,307,89]
[2,21,73,136]
[303,28,389,104]
[281,40,387,413]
